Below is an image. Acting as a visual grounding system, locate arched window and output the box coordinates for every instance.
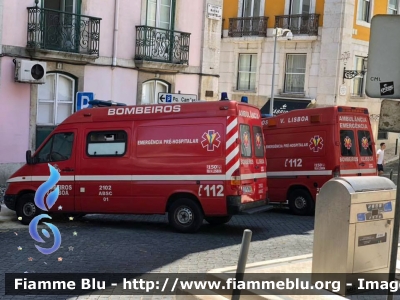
[37,73,75,125]
[141,80,170,104]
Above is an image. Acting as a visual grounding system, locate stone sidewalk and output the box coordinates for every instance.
[384,144,399,165]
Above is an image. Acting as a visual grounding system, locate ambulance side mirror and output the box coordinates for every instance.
[26,150,34,165]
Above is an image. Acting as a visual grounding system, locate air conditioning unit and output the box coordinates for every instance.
[14,59,46,84]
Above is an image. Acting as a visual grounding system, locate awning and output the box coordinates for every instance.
[260,97,312,115]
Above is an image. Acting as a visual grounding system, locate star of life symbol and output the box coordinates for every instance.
[243,132,250,148]
[255,133,262,149]
[201,130,221,151]
[309,135,323,152]
[361,137,369,150]
[344,136,352,149]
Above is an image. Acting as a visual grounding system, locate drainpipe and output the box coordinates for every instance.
[112,0,120,67]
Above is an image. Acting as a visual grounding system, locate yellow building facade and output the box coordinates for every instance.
[219,0,399,150]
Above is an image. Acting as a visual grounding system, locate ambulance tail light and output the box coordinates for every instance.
[230,169,241,186]
[333,166,340,177]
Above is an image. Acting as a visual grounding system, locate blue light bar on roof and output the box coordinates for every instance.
[89,100,127,107]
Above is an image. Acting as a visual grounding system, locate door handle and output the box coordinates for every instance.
[62,167,74,172]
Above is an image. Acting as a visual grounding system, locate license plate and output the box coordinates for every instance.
[242,186,253,193]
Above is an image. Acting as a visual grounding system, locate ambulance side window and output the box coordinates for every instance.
[36,132,74,163]
[87,131,127,157]
[240,124,252,158]
[252,126,264,158]
[340,130,356,156]
[357,130,373,156]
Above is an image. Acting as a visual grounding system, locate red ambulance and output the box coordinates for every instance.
[262,106,377,216]
[4,100,270,233]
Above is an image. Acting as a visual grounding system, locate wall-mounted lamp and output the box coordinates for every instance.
[343,56,368,83]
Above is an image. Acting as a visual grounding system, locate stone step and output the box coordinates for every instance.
[175,286,230,300]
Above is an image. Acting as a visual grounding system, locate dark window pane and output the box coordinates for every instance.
[240,124,252,157]
[340,130,356,156]
[357,130,373,156]
[252,126,264,157]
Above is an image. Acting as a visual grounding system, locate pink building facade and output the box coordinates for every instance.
[0,0,223,185]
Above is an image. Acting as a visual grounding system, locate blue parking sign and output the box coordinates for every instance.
[166,95,172,103]
[76,92,94,111]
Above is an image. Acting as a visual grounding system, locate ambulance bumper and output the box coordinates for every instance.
[227,196,271,215]
[4,195,17,211]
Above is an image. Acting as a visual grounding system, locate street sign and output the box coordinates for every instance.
[207,4,222,20]
[158,93,198,104]
[366,15,400,99]
[76,92,94,111]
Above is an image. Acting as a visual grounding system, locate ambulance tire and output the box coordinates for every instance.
[288,189,315,216]
[205,216,232,225]
[168,199,204,233]
[16,193,39,225]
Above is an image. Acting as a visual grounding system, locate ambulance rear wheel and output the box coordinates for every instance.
[16,193,38,225]
[168,199,204,233]
[288,189,314,216]
[205,216,232,225]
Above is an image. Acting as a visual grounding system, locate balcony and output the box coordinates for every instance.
[228,16,268,37]
[135,26,190,65]
[26,6,101,56]
[275,14,319,35]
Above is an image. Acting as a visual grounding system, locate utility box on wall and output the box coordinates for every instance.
[311,176,396,295]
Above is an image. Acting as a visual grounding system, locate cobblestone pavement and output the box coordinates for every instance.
[2,208,399,300]
[0,208,315,300]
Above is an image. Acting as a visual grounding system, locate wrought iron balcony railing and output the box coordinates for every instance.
[27,6,101,56]
[228,16,268,37]
[135,26,190,65]
[275,14,319,35]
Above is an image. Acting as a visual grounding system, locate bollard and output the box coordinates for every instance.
[231,229,252,300]
[390,169,393,180]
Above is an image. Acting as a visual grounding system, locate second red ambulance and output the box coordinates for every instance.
[262,106,377,215]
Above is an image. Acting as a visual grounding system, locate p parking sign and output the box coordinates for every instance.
[76,92,94,111]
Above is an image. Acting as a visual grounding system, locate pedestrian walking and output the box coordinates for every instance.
[376,142,386,175]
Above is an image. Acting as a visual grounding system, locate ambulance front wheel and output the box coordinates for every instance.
[288,189,315,216]
[16,193,38,225]
[168,198,204,233]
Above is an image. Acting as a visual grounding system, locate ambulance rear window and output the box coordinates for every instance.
[252,126,264,158]
[340,130,356,156]
[240,124,252,157]
[357,130,373,156]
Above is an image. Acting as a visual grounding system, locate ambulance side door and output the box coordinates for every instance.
[76,128,132,213]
